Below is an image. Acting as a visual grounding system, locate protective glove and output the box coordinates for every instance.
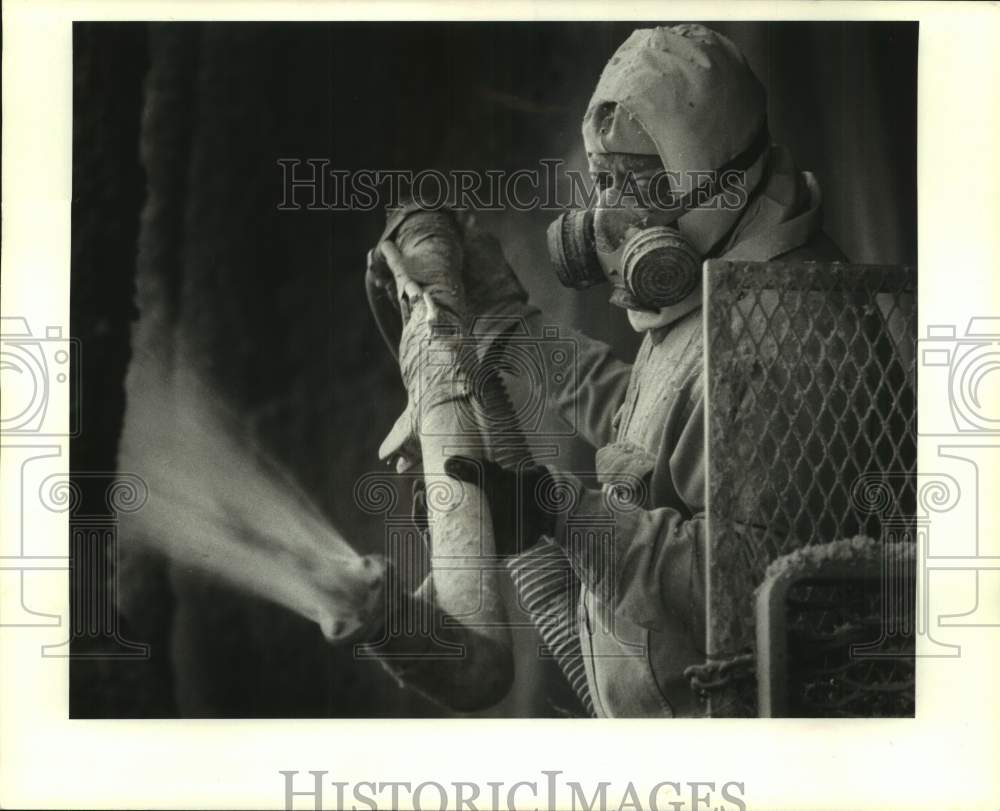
[379,399,420,473]
[376,219,532,473]
[442,454,557,557]
[458,217,531,318]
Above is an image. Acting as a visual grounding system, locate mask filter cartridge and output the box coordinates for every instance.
[545,209,606,290]
[546,210,701,310]
[620,226,701,308]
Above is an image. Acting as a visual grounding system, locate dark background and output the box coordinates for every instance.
[70,21,917,718]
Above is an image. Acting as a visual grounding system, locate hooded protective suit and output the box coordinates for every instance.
[502,24,847,717]
[376,24,854,716]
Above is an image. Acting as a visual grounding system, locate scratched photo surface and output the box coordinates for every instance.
[68,21,917,718]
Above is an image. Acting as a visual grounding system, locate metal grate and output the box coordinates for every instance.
[703,261,917,717]
[755,538,916,717]
[785,576,915,717]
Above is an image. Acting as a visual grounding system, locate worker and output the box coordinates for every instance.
[377,23,852,716]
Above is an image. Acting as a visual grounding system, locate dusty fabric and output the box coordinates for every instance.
[718,146,822,260]
[508,157,847,716]
[582,25,766,176]
[378,222,530,467]
[553,307,707,717]
[626,142,825,333]
[460,24,841,716]
[579,24,784,289]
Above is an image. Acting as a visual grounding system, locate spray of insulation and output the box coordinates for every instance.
[117,352,384,641]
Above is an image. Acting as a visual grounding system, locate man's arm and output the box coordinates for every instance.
[484,304,632,450]
[461,225,631,450]
[378,225,632,466]
[545,395,705,638]
[445,394,707,641]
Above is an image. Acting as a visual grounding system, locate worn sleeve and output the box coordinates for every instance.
[547,395,707,638]
[483,304,632,450]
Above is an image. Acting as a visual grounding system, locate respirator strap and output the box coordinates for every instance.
[702,146,774,260]
[718,172,824,262]
[658,120,771,221]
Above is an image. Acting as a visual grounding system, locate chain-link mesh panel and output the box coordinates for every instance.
[704,261,916,717]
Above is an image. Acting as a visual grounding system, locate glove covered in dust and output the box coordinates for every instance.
[459,218,531,319]
[442,454,556,556]
[377,217,532,473]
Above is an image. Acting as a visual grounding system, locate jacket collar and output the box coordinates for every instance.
[641,145,821,337]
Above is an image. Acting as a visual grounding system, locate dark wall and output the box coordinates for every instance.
[71,21,917,718]
[715,22,918,266]
[70,23,177,716]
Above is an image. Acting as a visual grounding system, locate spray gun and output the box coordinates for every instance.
[364,205,595,715]
[360,204,520,711]
[366,204,534,469]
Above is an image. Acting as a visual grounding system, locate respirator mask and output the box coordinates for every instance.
[546,123,770,312]
[546,190,699,313]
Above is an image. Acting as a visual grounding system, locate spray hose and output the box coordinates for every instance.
[366,207,594,715]
[473,336,594,716]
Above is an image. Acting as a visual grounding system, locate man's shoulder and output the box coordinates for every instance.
[776,230,850,263]
[648,305,703,349]
[644,308,704,385]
